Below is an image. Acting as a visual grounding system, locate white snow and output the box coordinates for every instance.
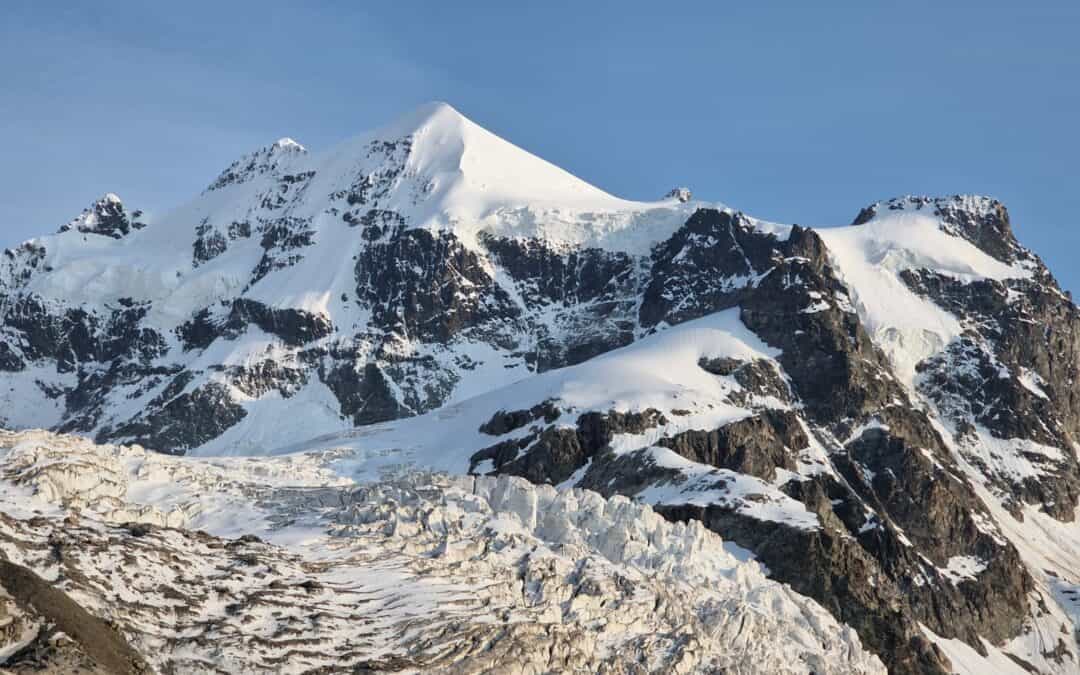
[252,308,778,474]
[941,555,989,582]
[1018,368,1050,400]
[922,625,1033,675]
[818,212,1030,386]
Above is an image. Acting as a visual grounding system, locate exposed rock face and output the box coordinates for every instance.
[323,361,410,425]
[656,410,804,480]
[894,208,1080,523]
[482,235,640,370]
[665,187,692,203]
[470,408,667,484]
[639,209,768,327]
[356,228,520,343]
[2,296,165,372]
[107,380,247,454]
[225,298,333,346]
[58,193,146,240]
[0,560,150,674]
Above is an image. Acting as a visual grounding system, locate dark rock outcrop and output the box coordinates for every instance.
[225,298,333,347]
[108,381,247,453]
[323,361,411,426]
[657,410,805,480]
[658,503,952,674]
[58,194,146,240]
[356,229,521,344]
[0,559,150,674]
[904,261,1080,521]
[483,235,639,370]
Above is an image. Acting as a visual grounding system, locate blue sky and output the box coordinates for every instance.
[2,1,1078,289]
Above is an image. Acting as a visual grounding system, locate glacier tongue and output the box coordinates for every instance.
[0,429,884,674]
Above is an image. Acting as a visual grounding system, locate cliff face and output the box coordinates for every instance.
[2,103,1080,673]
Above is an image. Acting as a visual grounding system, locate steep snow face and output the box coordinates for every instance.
[819,207,1032,385]
[0,429,885,675]
[195,100,706,258]
[374,102,707,251]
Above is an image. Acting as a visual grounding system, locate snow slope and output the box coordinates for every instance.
[818,209,1031,385]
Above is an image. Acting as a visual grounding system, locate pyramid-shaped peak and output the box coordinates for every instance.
[375,101,470,138]
[359,101,624,212]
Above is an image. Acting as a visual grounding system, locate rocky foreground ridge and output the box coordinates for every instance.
[2,103,1080,673]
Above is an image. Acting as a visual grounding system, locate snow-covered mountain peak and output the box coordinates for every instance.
[664,186,693,202]
[367,99,464,138]
[183,101,710,253]
[380,100,622,206]
[205,134,309,192]
[852,194,1004,227]
[355,101,711,250]
[271,136,305,152]
[56,193,145,240]
[850,193,1030,266]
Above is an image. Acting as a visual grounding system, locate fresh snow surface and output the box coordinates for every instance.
[254,308,777,471]
[0,429,884,674]
[818,211,1030,386]
[922,625,1033,675]
[353,101,712,251]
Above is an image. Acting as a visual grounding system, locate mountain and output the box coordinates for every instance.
[0,102,702,454]
[3,103,1080,674]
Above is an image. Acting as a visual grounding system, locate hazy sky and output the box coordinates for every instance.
[2,1,1078,289]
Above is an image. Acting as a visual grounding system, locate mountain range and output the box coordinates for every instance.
[2,102,1080,674]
